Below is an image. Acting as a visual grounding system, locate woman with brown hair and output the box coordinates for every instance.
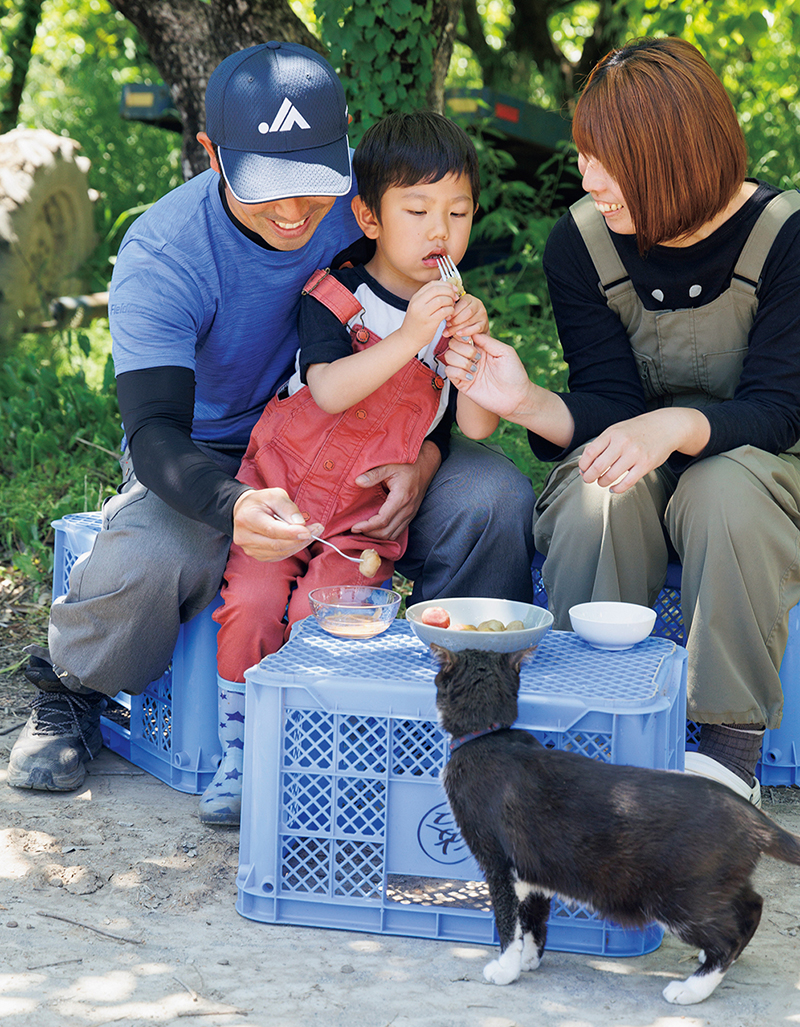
[444,37,800,806]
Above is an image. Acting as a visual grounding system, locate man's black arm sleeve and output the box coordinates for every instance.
[116,366,252,537]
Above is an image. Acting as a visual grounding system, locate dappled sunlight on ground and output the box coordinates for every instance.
[2,722,800,1025]
[0,829,48,881]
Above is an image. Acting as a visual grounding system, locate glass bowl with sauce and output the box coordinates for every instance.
[309,585,401,639]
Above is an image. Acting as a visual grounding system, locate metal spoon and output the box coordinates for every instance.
[309,531,362,564]
[274,513,361,563]
[273,513,386,579]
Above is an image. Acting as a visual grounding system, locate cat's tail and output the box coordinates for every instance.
[762,819,800,866]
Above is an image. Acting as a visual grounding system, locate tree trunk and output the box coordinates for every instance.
[107,0,323,179]
[459,0,505,89]
[461,0,622,108]
[428,0,462,111]
[507,0,574,103]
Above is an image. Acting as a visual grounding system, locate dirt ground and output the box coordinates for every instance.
[1,580,800,1027]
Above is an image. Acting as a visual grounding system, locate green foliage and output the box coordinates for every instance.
[316,0,436,142]
[0,325,120,583]
[455,0,800,189]
[0,0,45,130]
[627,0,800,188]
[14,0,181,288]
[459,135,569,490]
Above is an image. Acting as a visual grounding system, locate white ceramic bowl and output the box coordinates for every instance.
[405,597,553,653]
[568,601,656,650]
[309,585,401,640]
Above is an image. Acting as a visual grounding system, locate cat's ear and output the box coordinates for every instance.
[506,648,534,676]
[430,644,458,673]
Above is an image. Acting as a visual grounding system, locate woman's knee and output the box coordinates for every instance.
[536,468,663,552]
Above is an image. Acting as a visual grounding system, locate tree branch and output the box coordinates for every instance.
[459,0,503,88]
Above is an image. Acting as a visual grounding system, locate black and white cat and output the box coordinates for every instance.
[432,644,800,1005]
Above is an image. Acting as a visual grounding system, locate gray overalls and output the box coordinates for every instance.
[533,192,800,728]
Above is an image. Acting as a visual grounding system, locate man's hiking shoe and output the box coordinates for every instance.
[7,685,107,791]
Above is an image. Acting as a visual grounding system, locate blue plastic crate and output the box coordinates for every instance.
[532,551,800,786]
[52,511,108,599]
[51,512,222,794]
[760,603,800,786]
[237,617,687,954]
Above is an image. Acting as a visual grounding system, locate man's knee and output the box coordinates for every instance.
[438,440,535,518]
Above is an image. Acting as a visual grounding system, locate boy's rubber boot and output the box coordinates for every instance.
[7,651,107,791]
[198,678,245,825]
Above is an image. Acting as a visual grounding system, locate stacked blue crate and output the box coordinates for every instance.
[51,512,222,793]
[532,551,800,785]
[237,617,687,954]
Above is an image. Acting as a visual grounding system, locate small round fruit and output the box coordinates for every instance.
[421,606,451,629]
[358,548,381,577]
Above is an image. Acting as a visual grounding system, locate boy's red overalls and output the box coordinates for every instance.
[214,269,449,681]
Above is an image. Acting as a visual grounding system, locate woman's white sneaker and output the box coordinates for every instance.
[685,751,761,808]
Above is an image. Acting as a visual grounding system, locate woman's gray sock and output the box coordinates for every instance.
[697,723,765,783]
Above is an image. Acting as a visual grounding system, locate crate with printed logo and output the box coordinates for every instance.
[236,617,686,954]
[51,512,221,793]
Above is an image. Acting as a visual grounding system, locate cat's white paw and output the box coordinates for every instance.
[484,939,523,985]
[663,969,724,1005]
[520,934,542,971]
[663,980,696,1005]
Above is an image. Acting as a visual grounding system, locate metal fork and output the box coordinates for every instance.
[436,254,465,296]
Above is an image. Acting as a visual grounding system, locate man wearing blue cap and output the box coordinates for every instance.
[8,42,535,822]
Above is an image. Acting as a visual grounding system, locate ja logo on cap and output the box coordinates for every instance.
[258,97,311,135]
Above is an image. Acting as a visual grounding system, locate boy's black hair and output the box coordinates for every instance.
[353,110,480,217]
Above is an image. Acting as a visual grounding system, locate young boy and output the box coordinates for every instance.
[212,110,497,682]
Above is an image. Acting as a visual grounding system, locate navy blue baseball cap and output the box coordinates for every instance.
[205,41,352,204]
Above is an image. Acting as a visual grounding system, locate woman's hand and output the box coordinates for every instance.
[232,488,323,560]
[443,332,576,448]
[579,408,711,492]
[443,332,535,418]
